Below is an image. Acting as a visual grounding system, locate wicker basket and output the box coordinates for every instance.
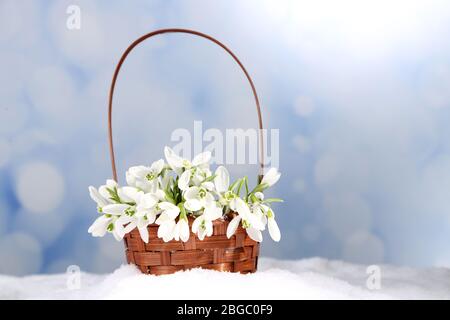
[124,218,259,275]
[107,29,265,275]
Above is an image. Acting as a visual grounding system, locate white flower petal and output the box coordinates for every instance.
[178,170,191,191]
[202,181,215,191]
[154,189,166,201]
[254,192,264,201]
[192,151,211,166]
[140,193,158,209]
[88,186,109,207]
[214,166,230,193]
[203,192,215,207]
[146,211,157,224]
[159,202,180,219]
[114,220,126,239]
[192,216,202,233]
[102,204,130,215]
[98,185,111,200]
[164,146,184,170]
[204,204,222,221]
[119,187,140,203]
[116,215,133,225]
[123,221,137,234]
[126,171,136,187]
[268,218,281,242]
[184,199,202,212]
[230,197,251,218]
[226,216,241,238]
[205,221,213,237]
[160,220,176,242]
[179,220,190,242]
[261,168,281,187]
[197,227,206,240]
[88,215,111,237]
[112,230,123,241]
[246,227,263,242]
[183,186,200,200]
[138,226,149,243]
[155,213,171,225]
[150,159,165,174]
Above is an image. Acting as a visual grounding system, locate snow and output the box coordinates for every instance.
[1,257,449,300]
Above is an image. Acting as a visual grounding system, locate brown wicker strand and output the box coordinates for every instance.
[124,219,259,275]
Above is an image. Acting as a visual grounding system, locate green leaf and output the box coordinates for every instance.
[263,198,284,203]
[236,179,245,197]
[250,183,269,194]
[201,174,217,183]
[229,179,241,192]
[178,202,187,219]
[106,187,121,203]
[164,189,176,204]
[244,176,249,200]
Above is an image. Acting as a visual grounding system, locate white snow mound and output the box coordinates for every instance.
[1,257,449,299]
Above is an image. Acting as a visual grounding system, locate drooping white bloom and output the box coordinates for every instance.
[249,192,267,231]
[97,179,118,200]
[191,204,222,240]
[88,186,110,210]
[213,166,236,207]
[226,197,264,242]
[261,167,281,187]
[126,159,165,192]
[183,186,215,212]
[88,202,132,241]
[100,203,135,240]
[88,215,113,238]
[214,166,230,194]
[267,208,281,242]
[116,192,160,243]
[89,179,119,212]
[173,218,190,242]
[164,146,212,190]
[155,202,181,242]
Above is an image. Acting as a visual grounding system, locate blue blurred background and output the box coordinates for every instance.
[1,0,450,275]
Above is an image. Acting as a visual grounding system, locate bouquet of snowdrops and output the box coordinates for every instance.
[88,146,282,243]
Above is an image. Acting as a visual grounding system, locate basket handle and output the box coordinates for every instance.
[108,28,265,182]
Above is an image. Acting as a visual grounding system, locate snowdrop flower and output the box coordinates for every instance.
[213,166,236,207]
[88,202,132,241]
[88,179,119,212]
[97,179,118,198]
[191,204,222,240]
[173,217,190,242]
[214,166,230,194]
[88,215,114,238]
[164,146,212,190]
[101,203,136,240]
[183,186,215,212]
[115,192,160,243]
[249,192,281,242]
[249,192,268,230]
[261,167,281,187]
[267,208,281,242]
[88,186,111,211]
[126,159,165,192]
[227,197,265,242]
[155,202,181,242]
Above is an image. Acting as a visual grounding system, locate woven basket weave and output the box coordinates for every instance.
[124,218,259,275]
[107,29,265,275]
